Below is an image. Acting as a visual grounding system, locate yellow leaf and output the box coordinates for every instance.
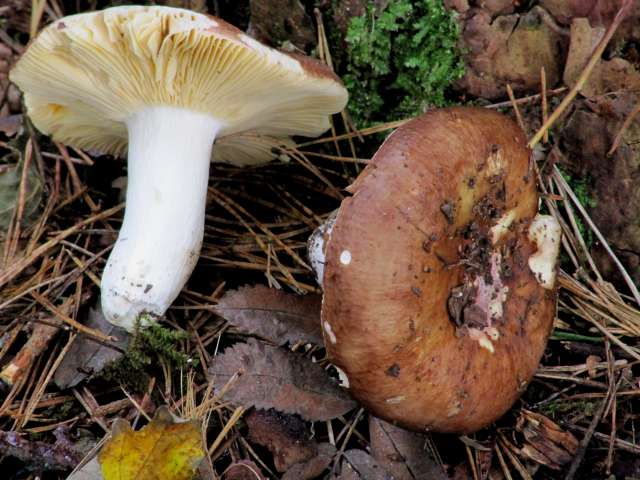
[99,406,204,480]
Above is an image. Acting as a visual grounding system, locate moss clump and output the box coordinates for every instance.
[558,166,597,248]
[99,322,194,393]
[343,0,464,127]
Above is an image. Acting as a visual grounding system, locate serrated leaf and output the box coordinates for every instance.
[369,416,447,480]
[337,450,392,480]
[214,285,323,346]
[246,409,316,472]
[98,406,204,480]
[208,339,355,421]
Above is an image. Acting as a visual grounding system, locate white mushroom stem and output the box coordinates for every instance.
[101,106,224,331]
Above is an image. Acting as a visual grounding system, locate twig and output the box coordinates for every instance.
[506,84,526,134]
[528,0,633,148]
[564,391,612,480]
[541,67,549,144]
[607,101,640,156]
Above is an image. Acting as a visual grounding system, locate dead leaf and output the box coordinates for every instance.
[369,416,448,480]
[540,0,640,41]
[98,406,204,480]
[0,144,42,230]
[68,457,103,480]
[55,306,130,389]
[458,6,567,99]
[515,410,579,470]
[558,93,640,286]
[336,450,394,480]
[214,285,323,346]
[208,339,356,421]
[247,0,316,51]
[246,409,316,472]
[224,460,267,480]
[0,426,89,472]
[282,442,337,480]
[563,18,605,90]
[0,115,22,137]
[563,17,640,97]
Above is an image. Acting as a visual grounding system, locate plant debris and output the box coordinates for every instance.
[54,306,130,389]
[208,339,356,421]
[214,284,323,346]
[246,408,317,472]
[98,406,204,480]
[369,416,447,480]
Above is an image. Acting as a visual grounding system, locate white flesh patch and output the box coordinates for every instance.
[490,209,516,244]
[307,211,337,287]
[323,320,337,344]
[528,214,562,289]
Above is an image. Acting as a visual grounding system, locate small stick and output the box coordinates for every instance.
[0,321,60,385]
[506,84,526,134]
[31,291,117,342]
[528,0,633,149]
[607,101,640,156]
[541,67,549,144]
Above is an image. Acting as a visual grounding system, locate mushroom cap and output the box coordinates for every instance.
[321,107,558,434]
[9,6,347,161]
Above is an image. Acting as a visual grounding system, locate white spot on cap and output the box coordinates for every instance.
[340,250,352,265]
[385,395,405,404]
[323,320,337,344]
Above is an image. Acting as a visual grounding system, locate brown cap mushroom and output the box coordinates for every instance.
[10,6,347,331]
[319,107,561,433]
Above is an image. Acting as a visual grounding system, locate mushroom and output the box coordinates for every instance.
[10,6,348,332]
[310,107,561,433]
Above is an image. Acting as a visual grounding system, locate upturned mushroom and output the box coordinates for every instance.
[10,6,348,332]
[310,107,561,433]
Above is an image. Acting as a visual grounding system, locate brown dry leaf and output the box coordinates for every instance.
[224,460,267,480]
[282,443,337,480]
[98,406,204,480]
[558,93,640,285]
[336,450,394,480]
[246,409,316,472]
[563,17,640,97]
[208,339,356,421]
[0,115,22,137]
[214,285,323,346]
[247,0,316,51]
[369,416,447,480]
[515,410,579,470]
[458,6,566,99]
[55,306,130,389]
[0,144,43,230]
[540,0,640,40]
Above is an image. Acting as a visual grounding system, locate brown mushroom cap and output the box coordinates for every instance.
[321,107,558,434]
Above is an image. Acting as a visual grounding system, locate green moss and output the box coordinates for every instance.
[538,400,597,419]
[343,0,464,127]
[98,322,195,393]
[558,166,597,248]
